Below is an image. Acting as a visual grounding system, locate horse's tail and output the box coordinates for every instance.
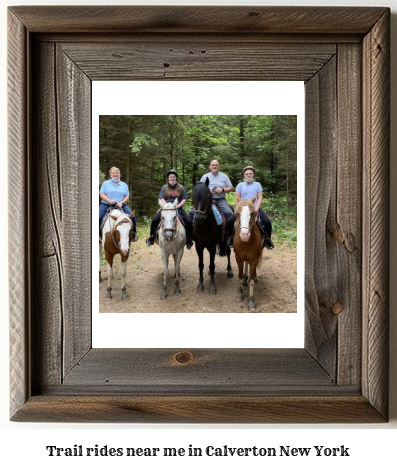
[217,241,228,257]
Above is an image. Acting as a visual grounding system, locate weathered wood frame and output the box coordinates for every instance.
[8,6,390,423]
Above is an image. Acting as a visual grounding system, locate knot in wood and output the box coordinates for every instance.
[174,351,194,365]
[331,302,344,316]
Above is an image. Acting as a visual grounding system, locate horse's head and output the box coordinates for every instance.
[109,210,135,256]
[235,198,256,242]
[159,199,178,242]
[192,178,212,225]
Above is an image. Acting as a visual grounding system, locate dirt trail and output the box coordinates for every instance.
[99,238,297,314]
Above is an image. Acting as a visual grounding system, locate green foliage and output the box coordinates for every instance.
[99,114,298,224]
[262,195,297,248]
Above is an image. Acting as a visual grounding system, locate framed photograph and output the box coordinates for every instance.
[93,82,304,348]
[8,6,390,423]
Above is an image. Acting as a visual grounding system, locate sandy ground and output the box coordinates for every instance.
[99,237,297,314]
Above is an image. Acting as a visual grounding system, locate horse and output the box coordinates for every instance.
[99,208,135,300]
[156,199,186,300]
[233,198,265,310]
[192,178,233,294]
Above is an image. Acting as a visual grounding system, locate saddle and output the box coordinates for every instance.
[212,203,227,244]
[99,205,118,235]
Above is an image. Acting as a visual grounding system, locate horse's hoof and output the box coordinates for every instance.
[106,293,112,299]
[248,300,256,311]
[227,271,234,278]
[99,275,102,283]
[160,292,167,300]
[121,295,129,301]
[243,280,248,288]
[174,288,181,295]
[254,277,259,284]
[210,287,217,295]
[196,284,204,293]
[236,294,244,301]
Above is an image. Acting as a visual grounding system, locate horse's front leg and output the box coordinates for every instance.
[120,259,129,300]
[243,261,249,287]
[172,250,183,295]
[106,258,113,299]
[209,248,217,294]
[196,246,205,292]
[248,261,259,311]
[235,257,244,302]
[161,250,170,300]
[99,242,103,282]
[226,246,234,278]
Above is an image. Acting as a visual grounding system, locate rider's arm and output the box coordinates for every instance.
[176,199,186,208]
[235,191,241,203]
[255,192,263,212]
[100,192,116,204]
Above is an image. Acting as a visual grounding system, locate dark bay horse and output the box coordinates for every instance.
[233,198,265,310]
[192,178,233,294]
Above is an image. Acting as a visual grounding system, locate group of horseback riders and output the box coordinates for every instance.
[99,161,274,251]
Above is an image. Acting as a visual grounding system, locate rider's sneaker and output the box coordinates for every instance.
[186,240,194,250]
[146,236,154,247]
[131,232,139,242]
[266,238,274,250]
[227,235,233,248]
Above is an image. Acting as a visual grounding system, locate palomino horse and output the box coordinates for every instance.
[192,178,233,294]
[156,199,186,300]
[99,208,135,300]
[233,198,265,310]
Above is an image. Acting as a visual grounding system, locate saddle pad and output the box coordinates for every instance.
[212,205,223,225]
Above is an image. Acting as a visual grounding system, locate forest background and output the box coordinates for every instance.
[99,115,297,245]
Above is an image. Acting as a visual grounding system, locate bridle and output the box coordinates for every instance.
[236,209,257,235]
[111,216,134,253]
[193,200,211,224]
[160,208,178,234]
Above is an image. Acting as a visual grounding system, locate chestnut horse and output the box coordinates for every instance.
[192,178,233,294]
[99,209,135,300]
[233,198,265,310]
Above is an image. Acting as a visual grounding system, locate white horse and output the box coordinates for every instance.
[156,199,186,300]
[99,209,135,300]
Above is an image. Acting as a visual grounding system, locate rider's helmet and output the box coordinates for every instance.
[166,169,179,179]
[242,165,256,176]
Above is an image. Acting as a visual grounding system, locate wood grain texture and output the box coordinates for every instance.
[362,9,390,419]
[9,6,387,34]
[59,42,336,82]
[8,10,30,419]
[11,396,385,424]
[8,6,390,423]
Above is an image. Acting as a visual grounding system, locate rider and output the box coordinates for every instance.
[99,166,137,240]
[146,169,194,250]
[229,165,274,250]
[190,160,234,236]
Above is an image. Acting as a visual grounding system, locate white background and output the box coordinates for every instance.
[92,81,305,348]
[1,0,396,470]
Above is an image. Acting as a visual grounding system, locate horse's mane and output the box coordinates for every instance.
[192,181,213,209]
[235,199,255,214]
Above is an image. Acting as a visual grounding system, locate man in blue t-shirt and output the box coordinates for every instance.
[99,166,137,240]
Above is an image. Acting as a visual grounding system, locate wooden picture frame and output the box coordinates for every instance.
[8,6,390,423]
